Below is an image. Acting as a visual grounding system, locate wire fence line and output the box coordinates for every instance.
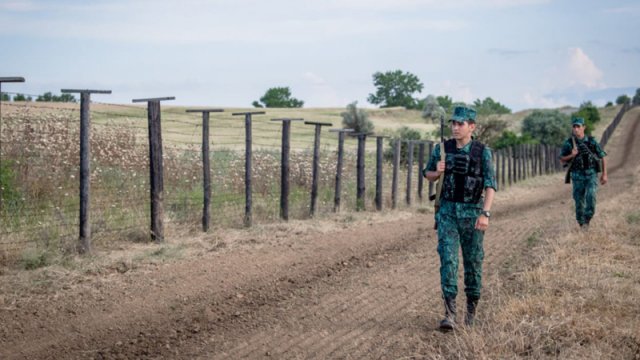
[0,99,631,262]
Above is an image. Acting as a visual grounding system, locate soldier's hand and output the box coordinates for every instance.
[570,148,578,158]
[600,173,608,185]
[475,215,489,231]
[436,160,446,174]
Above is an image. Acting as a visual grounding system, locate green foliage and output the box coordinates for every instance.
[521,109,570,146]
[605,101,613,107]
[0,160,22,209]
[437,95,453,113]
[492,131,537,150]
[20,249,50,270]
[341,101,373,134]
[35,92,77,103]
[367,70,424,109]
[475,117,508,146]
[633,88,640,106]
[473,97,511,116]
[1,93,9,101]
[571,101,600,135]
[253,86,304,108]
[12,93,31,101]
[384,126,423,164]
[616,94,630,105]
[421,94,445,120]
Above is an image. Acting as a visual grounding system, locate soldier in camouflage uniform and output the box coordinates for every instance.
[424,106,496,331]
[560,117,608,229]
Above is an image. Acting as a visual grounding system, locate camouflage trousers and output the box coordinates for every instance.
[571,171,598,225]
[437,213,484,300]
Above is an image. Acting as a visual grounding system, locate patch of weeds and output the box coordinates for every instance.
[612,271,629,279]
[341,214,356,223]
[148,245,185,261]
[526,230,542,248]
[20,249,50,270]
[416,207,432,214]
[626,210,640,225]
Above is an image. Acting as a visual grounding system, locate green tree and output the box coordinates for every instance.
[252,87,304,108]
[13,93,31,102]
[436,95,453,113]
[472,97,511,116]
[422,95,445,121]
[341,102,373,134]
[1,93,9,101]
[367,70,424,109]
[36,92,76,103]
[384,126,422,164]
[571,101,600,135]
[605,101,613,107]
[616,94,630,105]
[475,117,508,145]
[492,131,537,150]
[521,109,570,146]
[633,88,640,106]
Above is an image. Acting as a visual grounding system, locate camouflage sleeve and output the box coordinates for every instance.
[592,138,607,158]
[483,147,497,191]
[559,138,572,157]
[425,143,440,172]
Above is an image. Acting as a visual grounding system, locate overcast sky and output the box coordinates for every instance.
[1,0,639,111]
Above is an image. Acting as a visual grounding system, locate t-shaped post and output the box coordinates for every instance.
[186,108,224,232]
[60,89,112,253]
[232,111,266,227]
[328,129,354,212]
[132,96,175,242]
[271,118,304,220]
[305,121,333,217]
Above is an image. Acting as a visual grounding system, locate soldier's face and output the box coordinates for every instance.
[451,121,475,140]
[573,124,585,138]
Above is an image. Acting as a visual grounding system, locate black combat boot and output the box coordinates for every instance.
[439,297,456,331]
[465,297,479,326]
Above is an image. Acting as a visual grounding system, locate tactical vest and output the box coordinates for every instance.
[442,139,485,203]
[570,136,601,172]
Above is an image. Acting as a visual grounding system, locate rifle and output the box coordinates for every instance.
[564,136,576,184]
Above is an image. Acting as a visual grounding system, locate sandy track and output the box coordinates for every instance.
[1,107,638,359]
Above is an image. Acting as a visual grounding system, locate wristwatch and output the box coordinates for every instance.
[481,210,491,218]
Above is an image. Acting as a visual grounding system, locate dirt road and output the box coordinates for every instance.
[2,107,639,359]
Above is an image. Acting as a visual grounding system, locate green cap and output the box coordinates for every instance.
[571,117,585,126]
[450,106,477,123]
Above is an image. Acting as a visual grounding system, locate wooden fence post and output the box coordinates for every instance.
[406,141,414,206]
[418,142,425,202]
[392,138,400,209]
[374,135,389,211]
[351,132,370,211]
[329,129,354,212]
[186,108,224,232]
[231,111,265,228]
[132,96,174,242]
[428,142,434,199]
[305,121,332,217]
[61,89,111,253]
[271,118,303,220]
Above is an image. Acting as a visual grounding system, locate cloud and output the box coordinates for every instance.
[437,80,475,104]
[523,92,570,108]
[566,47,604,89]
